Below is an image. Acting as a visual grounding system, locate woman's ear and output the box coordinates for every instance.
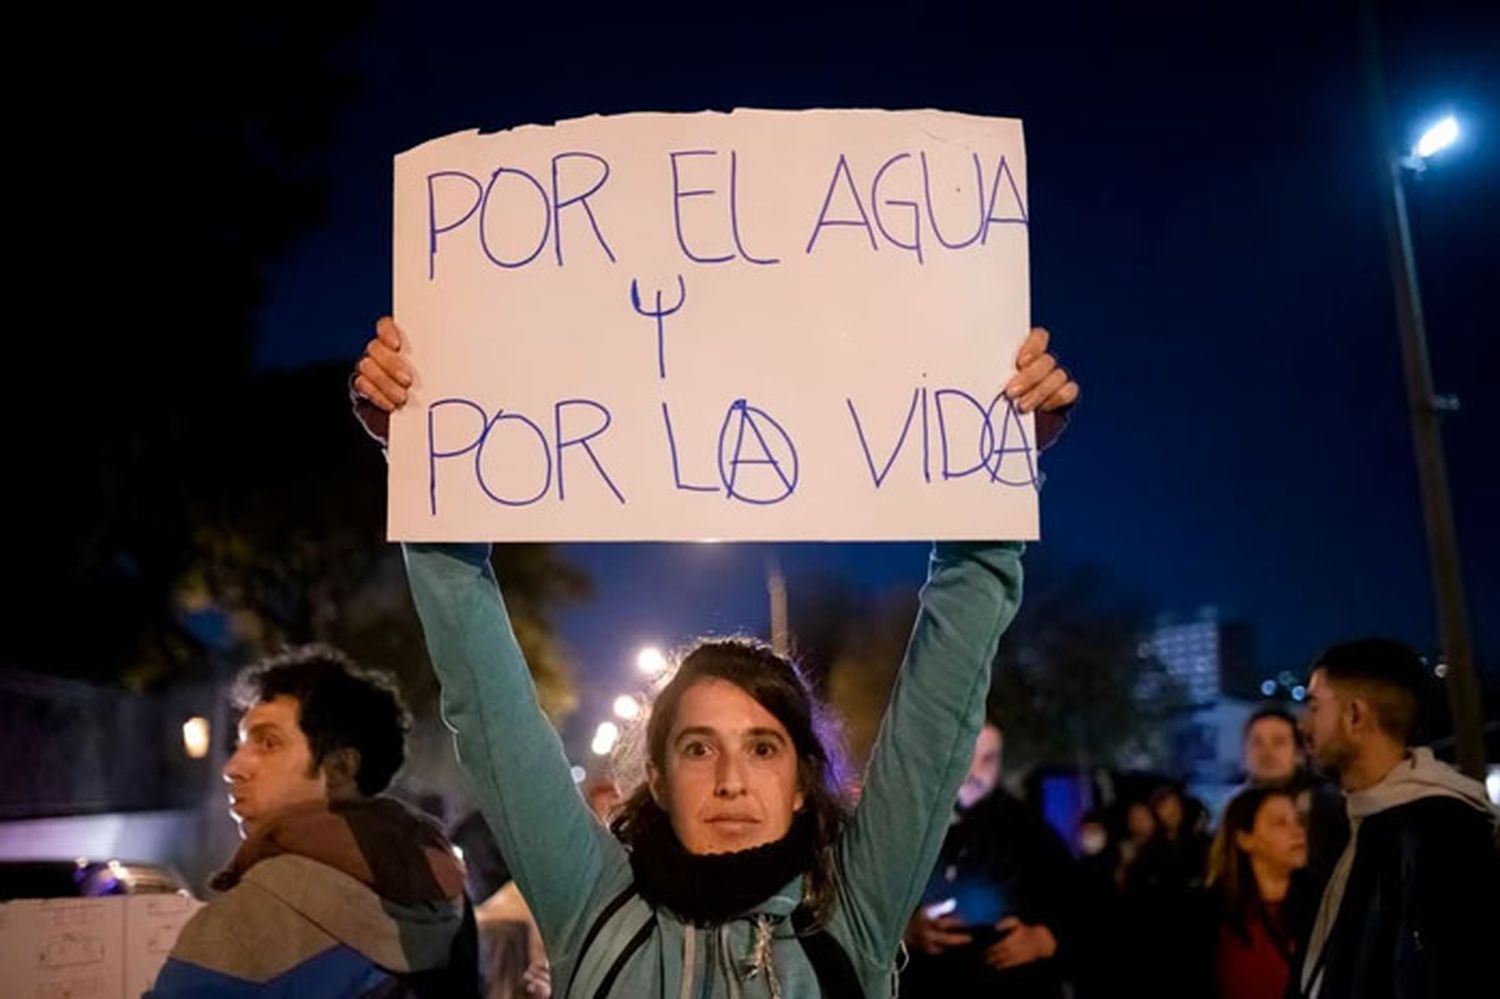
[647,762,665,807]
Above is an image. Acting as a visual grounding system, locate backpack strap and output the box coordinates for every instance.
[792,905,865,999]
[565,885,657,999]
[568,891,864,998]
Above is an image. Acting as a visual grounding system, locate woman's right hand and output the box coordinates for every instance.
[353,316,414,412]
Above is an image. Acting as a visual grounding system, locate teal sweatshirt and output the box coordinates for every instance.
[404,540,1022,998]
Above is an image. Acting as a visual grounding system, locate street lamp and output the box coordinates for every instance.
[1360,3,1484,779]
[766,556,789,657]
[613,694,642,721]
[1410,115,1459,162]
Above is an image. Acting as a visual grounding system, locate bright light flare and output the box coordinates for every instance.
[1414,115,1459,159]
[636,646,667,676]
[182,717,211,759]
[613,695,642,720]
[591,721,620,756]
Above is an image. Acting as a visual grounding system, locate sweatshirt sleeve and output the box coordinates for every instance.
[402,541,625,961]
[831,541,1023,964]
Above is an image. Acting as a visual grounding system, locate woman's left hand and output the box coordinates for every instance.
[1005,327,1079,413]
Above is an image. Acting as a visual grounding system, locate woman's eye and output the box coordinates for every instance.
[683,741,710,758]
[751,741,777,758]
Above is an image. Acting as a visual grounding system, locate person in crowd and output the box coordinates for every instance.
[1070,808,1126,999]
[1149,784,1211,881]
[150,646,478,997]
[353,317,1079,997]
[1294,638,1499,999]
[901,721,1082,999]
[1116,799,1157,891]
[1240,704,1348,888]
[1119,785,1212,999]
[1206,786,1317,999]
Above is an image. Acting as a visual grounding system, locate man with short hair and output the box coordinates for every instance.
[150,646,478,997]
[1243,704,1301,784]
[1294,638,1498,999]
[1241,704,1348,888]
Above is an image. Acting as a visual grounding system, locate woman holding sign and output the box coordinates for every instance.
[356,319,1076,998]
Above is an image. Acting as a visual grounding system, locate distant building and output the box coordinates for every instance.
[1149,607,1260,707]
[1146,610,1263,784]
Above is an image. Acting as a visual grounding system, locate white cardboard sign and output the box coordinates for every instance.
[0,894,203,998]
[389,109,1038,542]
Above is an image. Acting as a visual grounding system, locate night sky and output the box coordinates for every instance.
[250,2,1497,741]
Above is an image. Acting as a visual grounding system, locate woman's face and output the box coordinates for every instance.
[1126,802,1157,842]
[652,678,804,855]
[1236,794,1308,873]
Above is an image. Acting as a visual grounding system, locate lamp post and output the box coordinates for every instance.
[1359,3,1484,778]
[767,556,789,657]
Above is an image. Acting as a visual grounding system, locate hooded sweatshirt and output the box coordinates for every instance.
[1300,748,1499,999]
[149,796,476,998]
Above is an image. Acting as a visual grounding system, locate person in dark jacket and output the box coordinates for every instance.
[1294,638,1499,999]
[1240,704,1349,891]
[1117,784,1213,999]
[150,646,479,998]
[901,721,1082,999]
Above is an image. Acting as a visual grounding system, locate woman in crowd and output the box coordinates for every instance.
[1205,786,1314,999]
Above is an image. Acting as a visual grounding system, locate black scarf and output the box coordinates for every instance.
[626,802,815,924]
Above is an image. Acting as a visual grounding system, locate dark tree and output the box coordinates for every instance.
[15,8,371,683]
[790,558,1180,772]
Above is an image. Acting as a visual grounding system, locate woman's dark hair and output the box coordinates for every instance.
[610,637,851,922]
[1206,786,1297,940]
[232,644,411,796]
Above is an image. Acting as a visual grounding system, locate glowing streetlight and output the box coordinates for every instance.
[1362,0,1484,779]
[636,646,667,676]
[1412,115,1459,160]
[612,695,642,721]
[591,721,620,756]
[182,717,210,759]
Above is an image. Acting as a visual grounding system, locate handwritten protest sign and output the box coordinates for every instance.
[389,109,1037,541]
[0,895,203,999]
